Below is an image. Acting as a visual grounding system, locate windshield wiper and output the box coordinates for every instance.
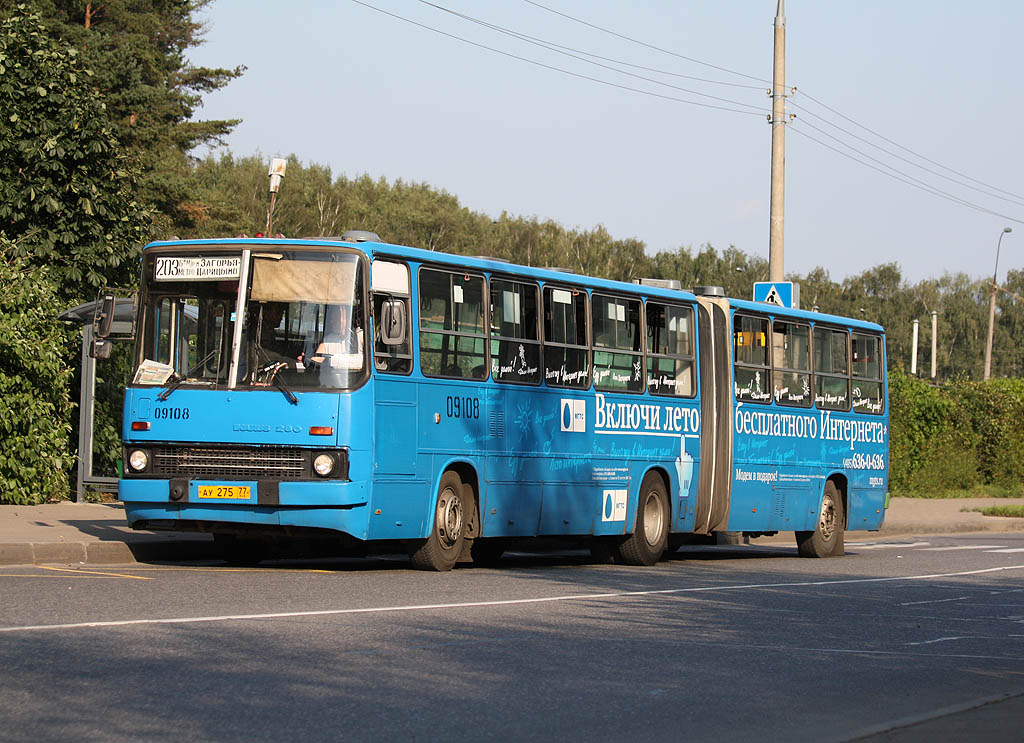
[273,369,298,405]
[158,350,220,401]
[253,361,299,405]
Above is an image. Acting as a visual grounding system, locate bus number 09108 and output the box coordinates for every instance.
[446,396,479,419]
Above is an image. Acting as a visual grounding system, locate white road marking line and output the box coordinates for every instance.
[918,545,1006,552]
[900,596,971,606]
[1,564,1023,634]
[986,548,1024,554]
[848,542,931,550]
[906,636,980,646]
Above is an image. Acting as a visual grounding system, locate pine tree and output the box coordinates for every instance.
[12,0,245,232]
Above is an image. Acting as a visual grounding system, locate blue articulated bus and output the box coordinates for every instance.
[113,233,888,570]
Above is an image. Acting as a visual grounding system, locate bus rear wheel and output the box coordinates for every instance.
[797,480,845,558]
[411,471,470,571]
[619,473,669,566]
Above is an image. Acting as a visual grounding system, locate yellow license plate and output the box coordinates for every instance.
[197,485,251,500]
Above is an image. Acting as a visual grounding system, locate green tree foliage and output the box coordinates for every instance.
[0,6,150,302]
[15,0,244,233]
[186,154,655,282]
[0,247,75,504]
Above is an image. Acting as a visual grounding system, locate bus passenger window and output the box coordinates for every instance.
[733,315,770,403]
[771,321,811,407]
[419,268,487,379]
[852,333,884,414]
[813,326,850,411]
[543,286,589,388]
[592,294,643,393]
[490,278,540,384]
[646,302,695,397]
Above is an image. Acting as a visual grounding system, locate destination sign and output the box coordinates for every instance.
[154,256,241,281]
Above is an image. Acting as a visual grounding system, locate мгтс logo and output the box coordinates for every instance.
[560,399,586,432]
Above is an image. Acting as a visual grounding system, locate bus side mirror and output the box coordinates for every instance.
[93,292,116,339]
[89,291,117,359]
[380,299,407,345]
[90,339,112,359]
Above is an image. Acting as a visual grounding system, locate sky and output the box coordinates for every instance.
[187,0,1024,284]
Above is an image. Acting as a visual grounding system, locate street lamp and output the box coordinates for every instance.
[983,227,1013,380]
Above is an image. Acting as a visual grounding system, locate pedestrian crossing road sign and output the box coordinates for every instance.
[753,281,800,309]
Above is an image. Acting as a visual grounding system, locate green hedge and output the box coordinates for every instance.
[0,249,75,504]
[889,368,1024,495]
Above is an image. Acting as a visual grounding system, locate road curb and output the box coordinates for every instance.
[0,540,219,567]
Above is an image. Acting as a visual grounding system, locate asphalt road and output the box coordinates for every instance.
[1,534,1023,743]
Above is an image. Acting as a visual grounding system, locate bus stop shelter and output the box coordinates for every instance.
[59,298,136,502]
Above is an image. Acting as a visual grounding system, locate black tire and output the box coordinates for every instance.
[470,539,505,567]
[796,480,845,558]
[214,534,265,566]
[410,471,470,571]
[618,472,670,566]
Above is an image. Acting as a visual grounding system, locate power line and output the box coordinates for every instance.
[794,89,1024,203]
[419,1,765,91]
[416,0,766,112]
[521,0,771,86]
[789,98,1024,209]
[350,1,765,117]
[789,122,1024,226]
[524,1,1024,213]
[359,0,1021,225]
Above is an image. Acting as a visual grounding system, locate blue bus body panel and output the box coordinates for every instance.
[120,385,377,537]
[726,300,890,533]
[122,388,345,447]
[729,406,888,532]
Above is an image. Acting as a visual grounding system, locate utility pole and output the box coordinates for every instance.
[768,0,786,282]
[911,319,919,375]
[930,311,938,380]
[983,226,1013,380]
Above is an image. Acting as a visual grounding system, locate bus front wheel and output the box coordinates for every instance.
[619,473,669,566]
[411,471,470,571]
[796,480,845,558]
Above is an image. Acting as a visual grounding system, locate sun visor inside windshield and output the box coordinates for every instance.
[250,256,356,304]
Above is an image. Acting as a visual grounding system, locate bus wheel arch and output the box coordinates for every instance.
[447,461,481,542]
[831,473,849,531]
[796,477,846,558]
[619,469,671,566]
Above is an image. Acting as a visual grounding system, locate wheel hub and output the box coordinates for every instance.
[819,494,836,541]
[643,491,664,545]
[436,487,463,550]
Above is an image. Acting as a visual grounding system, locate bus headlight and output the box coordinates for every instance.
[313,453,336,477]
[128,449,150,472]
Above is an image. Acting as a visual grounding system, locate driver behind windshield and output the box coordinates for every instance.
[250,302,300,373]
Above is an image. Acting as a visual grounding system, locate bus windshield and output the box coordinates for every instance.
[132,248,366,391]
